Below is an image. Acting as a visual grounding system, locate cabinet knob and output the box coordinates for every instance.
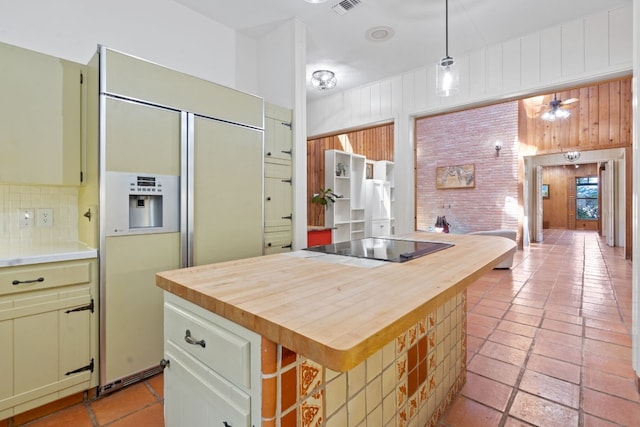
[266,152,272,156]
[160,359,170,369]
[223,422,232,427]
[266,196,271,201]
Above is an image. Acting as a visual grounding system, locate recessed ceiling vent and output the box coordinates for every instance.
[332,0,363,15]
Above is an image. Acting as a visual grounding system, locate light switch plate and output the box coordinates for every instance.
[37,208,53,227]
[19,209,34,228]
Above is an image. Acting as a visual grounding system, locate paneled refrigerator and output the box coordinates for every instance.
[90,46,264,393]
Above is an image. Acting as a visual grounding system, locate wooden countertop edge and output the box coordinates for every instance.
[156,234,516,372]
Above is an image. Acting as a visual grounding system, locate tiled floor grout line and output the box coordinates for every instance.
[578,232,587,427]
[495,296,540,427]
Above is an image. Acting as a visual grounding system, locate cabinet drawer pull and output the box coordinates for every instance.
[184,329,205,348]
[12,277,44,285]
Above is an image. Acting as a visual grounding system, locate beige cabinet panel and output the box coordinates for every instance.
[103,47,263,129]
[264,104,292,163]
[0,42,84,185]
[193,117,263,266]
[104,233,180,383]
[0,320,12,417]
[0,259,97,418]
[14,311,59,394]
[265,163,292,229]
[104,97,181,175]
[264,230,293,255]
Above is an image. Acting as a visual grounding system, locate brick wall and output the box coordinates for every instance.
[415,102,519,234]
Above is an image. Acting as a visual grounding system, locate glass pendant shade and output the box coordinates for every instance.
[436,56,459,96]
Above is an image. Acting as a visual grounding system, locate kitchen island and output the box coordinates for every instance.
[156,232,516,427]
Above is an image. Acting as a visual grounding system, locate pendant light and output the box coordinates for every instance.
[436,0,459,96]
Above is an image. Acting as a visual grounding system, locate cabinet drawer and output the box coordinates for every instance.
[0,261,92,297]
[164,341,251,427]
[165,302,252,388]
[371,220,391,237]
[264,230,292,254]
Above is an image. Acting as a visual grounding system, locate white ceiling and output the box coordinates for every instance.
[173,0,630,101]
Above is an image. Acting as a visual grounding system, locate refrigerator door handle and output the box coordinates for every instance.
[181,112,193,268]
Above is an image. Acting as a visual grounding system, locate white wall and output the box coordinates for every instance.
[632,0,639,383]
[307,3,633,238]
[0,0,252,92]
[257,21,295,110]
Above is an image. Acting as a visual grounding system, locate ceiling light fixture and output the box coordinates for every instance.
[564,151,581,162]
[541,94,571,121]
[311,70,337,91]
[436,0,459,96]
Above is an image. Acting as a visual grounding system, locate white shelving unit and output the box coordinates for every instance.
[325,149,366,243]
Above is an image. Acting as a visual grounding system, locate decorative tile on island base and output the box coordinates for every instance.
[261,290,467,426]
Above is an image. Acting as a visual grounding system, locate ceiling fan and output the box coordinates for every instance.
[540,93,579,121]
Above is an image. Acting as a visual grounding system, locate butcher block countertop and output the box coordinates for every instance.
[156,232,516,372]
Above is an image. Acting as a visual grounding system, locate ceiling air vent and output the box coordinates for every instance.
[332,0,363,15]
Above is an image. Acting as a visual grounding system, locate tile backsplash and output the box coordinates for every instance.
[0,184,78,246]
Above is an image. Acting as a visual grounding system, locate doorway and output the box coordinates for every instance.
[525,149,625,249]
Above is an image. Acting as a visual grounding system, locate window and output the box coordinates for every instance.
[576,177,598,220]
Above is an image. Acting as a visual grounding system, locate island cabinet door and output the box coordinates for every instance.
[164,341,251,427]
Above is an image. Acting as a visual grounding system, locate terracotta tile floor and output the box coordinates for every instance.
[9,375,164,427]
[8,229,639,427]
[440,229,639,427]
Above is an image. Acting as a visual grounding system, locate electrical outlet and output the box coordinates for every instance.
[37,208,53,227]
[19,209,34,228]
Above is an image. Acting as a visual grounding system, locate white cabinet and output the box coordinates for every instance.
[163,292,261,427]
[264,104,293,254]
[325,150,366,243]
[366,180,391,237]
[366,160,395,237]
[0,42,85,185]
[0,259,98,420]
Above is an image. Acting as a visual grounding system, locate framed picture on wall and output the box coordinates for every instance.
[542,184,549,199]
[436,164,475,189]
[366,162,374,179]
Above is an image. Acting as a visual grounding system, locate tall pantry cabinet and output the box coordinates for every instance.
[264,104,293,254]
[0,42,97,420]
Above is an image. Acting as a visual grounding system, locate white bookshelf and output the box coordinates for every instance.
[325,150,367,243]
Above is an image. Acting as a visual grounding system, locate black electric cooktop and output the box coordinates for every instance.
[304,238,454,263]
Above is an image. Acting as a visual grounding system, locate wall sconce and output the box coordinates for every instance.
[495,142,502,157]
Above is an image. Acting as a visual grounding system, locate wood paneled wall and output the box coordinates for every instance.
[307,123,394,226]
[519,77,632,154]
[519,76,632,256]
[542,163,598,229]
